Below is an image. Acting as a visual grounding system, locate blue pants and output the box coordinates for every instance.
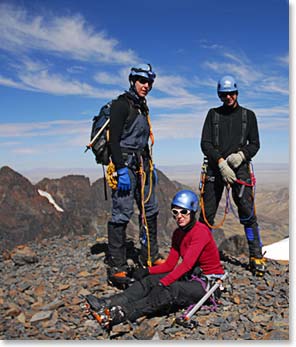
[108,156,159,267]
[110,165,158,224]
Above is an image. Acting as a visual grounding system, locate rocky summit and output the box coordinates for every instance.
[0,166,289,340]
[0,233,289,341]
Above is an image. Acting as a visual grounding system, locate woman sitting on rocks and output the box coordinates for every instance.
[84,190,225,329]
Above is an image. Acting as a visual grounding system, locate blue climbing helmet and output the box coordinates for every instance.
[217,75,238,94]
[171,190,199,212]
[129,63,156,83]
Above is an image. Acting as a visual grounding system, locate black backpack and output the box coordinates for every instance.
[87,101,113,165]
[85,95,134,165]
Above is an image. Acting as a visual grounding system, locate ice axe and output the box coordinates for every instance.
[175,271,228,329]
[84,118,110,153]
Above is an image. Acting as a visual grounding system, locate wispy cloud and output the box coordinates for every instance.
[11,148,40,155]
[0,67,122,98]
[0,3,138,64]
[153,112,204,139]
[203,50,288,96]
[0,120,88,138]
[204,53,263,86]
[19,70,122,97]
[149,96,208,109]
[277,54,289,65]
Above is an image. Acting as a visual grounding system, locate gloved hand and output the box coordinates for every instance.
[153,164,158,184]
[133,267,149,281]
[117,167,131,192]
[227,151,245,169]
[218,160,237,184]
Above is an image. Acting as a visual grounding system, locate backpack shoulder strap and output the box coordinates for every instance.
[111,93,137,131]
[212,110,220,148]
[240,108,248,146]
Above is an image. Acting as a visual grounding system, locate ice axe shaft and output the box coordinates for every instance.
[184,272,228,320]
[84,118,110,152]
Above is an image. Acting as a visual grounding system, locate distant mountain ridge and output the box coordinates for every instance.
[0,166,180,251]
[18,162,289,187]
[0,166,289,255]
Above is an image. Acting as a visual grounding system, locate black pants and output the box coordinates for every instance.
[199,162,257,226]
[109,274,206,322]
[199,162,262,257]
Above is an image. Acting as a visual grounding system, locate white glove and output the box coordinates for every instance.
[218,160,237,184]
[227,151,245,169]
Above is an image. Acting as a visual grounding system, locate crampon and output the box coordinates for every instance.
[249,257,267,277]
[80,296,112,330]
[81,296,126,330]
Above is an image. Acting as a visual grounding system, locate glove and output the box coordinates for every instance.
[153,164,158,184]
[117,167,131,191]
[218,160,237,184]
[227,151,245,169]
[133,267,149,281]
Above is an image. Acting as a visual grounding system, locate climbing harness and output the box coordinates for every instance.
[174,272,228,329]
[199,157,231,229]
[199,158,257,228]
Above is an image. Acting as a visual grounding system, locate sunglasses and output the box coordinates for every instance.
[218,91,237,98]
[171,208,191,217]
[137,77,153,86]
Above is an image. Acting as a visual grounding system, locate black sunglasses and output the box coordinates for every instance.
[171,208,191,217]
[137,77,153,86]
[218,91,237,98]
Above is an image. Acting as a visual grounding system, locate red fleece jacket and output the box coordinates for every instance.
[149,221,224,286]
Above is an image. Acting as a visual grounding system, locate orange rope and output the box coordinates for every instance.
[147,114,154,145]
[199,172,229,229]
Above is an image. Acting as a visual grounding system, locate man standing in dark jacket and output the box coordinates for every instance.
[106,64,162,288]
[199,75,266,277]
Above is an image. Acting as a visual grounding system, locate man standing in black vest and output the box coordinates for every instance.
[199,75,266,277]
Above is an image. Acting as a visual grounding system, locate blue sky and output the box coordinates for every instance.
[0,0,289,177]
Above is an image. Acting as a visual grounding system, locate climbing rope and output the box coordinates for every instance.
[199,159,230,229]
[199,160,257,229]
[106,161,117,190]
[138,157,153,266]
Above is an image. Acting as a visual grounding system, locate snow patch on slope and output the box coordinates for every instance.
[262,238,289,261]
[38,189,64,212]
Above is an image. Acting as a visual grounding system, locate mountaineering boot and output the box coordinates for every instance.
[84,294,111,312]
[139,213,161,266]
[249,257,266,277]
[107,222,134,288]
[93,305,127,330]
[107,221,128,267]
[244,226,266,277]
[107,265,134,289]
